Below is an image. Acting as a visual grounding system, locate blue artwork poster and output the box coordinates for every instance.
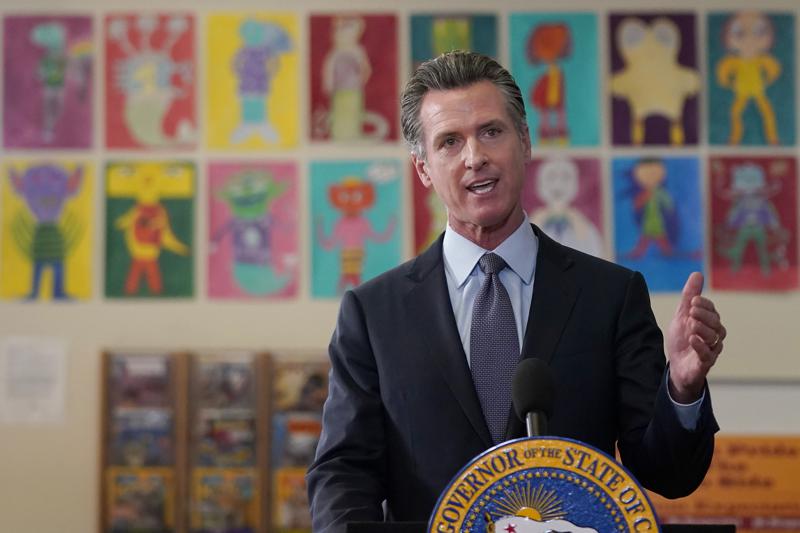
[613,156,703,292]
[707,11,796,146]
[509,12,599,147]
[311,159,401,298]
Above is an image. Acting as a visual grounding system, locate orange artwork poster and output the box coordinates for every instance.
[650,436,800,532]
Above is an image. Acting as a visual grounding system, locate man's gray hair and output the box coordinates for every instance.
[400,50,528,158]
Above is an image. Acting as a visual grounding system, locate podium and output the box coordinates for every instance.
[343,435,729,533]
[347,523,735,532]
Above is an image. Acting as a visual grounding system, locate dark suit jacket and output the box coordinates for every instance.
[307,226,718,532]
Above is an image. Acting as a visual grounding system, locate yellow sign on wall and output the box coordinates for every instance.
[650,436,800,532]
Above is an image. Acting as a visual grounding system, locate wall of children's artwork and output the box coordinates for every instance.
[1,1,799,533]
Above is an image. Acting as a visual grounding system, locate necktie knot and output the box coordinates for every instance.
[479,253,507,275]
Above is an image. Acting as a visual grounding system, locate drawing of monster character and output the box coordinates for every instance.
[230,19,291,144]
[29,22,91,143]
[717,163,788,275]
[431,16,470,55]
[31,23,67,143]
[212,169,292,295]
[610,17,699,145]
[530,158,603,257]
[317,177,395,293]
[527,23,571,144]
[317,16,388,141]
[717,12,781,145]
[109,15,194,147]
[9,165,84,300]
[625,158,678,259]
[113,165,190,295]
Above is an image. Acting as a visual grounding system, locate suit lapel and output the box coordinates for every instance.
[505,226,579,440]
[522,227,579,365]
[404,235,493,448]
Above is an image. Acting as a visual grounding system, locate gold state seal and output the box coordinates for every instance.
[429,437,660,533]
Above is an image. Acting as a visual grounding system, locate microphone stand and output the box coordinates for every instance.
[525,412,547,438]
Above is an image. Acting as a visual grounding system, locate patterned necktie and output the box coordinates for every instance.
[470,252,520,444]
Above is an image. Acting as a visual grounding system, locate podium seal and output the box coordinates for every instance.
[429,437,660,533]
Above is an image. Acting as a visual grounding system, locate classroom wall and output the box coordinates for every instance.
[0,0,798,532]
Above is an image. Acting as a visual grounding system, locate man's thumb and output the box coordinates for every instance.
[678,271,704,313]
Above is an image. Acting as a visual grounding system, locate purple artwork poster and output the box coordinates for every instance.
[609,12,699,146]
[521,157,606,258]
[3,16,93,149]
[208,162,299,299]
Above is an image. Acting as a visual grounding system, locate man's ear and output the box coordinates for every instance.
[520,124,532,161]
[412,154,432,188]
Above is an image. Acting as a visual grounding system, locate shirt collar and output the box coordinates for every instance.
[443,217,538,288]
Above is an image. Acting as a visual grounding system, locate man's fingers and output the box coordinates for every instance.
[689,307,723,331]
[691,295,716,312]
[690,318,718,345]
[689,335,711,358]
[688,294,725,350]
[689,335,721,366]
[689,314,726,351]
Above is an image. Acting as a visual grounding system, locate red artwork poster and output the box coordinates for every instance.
[105,14,196,149]
[412,162,448,254]
[309,14,397,143]
[709,156,797,291]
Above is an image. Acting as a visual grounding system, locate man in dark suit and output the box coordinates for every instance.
[307,51,726,532]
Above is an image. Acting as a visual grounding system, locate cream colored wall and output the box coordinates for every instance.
[1,0,799,532]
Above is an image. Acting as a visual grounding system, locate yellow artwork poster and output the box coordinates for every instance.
[206,13,298,150]
[1,161,93,300]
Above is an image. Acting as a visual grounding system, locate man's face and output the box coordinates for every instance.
[412,81,530,242]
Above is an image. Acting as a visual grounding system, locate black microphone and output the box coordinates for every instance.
[512,358,555,437]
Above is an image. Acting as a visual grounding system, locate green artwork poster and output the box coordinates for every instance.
[105,161,194,298]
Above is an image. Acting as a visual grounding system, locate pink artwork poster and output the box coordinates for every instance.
[309,14,398,143]
[105,14,196,149]
[208,162,299,299]
[709,156,797,291]
[521,157,606,258]
[3,16,93,149]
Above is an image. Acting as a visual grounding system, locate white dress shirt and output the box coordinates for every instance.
[442,219,537,361]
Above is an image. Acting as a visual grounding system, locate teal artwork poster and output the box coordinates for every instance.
[509,12,599,146]
[707,11,795,146]
[310,160,402,298]
[410,14,497,69]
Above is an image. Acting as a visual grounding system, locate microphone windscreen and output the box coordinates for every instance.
[512,357,555,421]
